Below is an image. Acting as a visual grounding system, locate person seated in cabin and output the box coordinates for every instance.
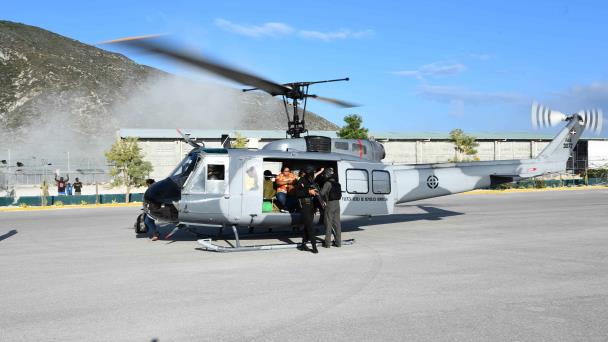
[263,170,276,200]
[262,170,277,212]
[275,166,296,213]
[207,166,221,180]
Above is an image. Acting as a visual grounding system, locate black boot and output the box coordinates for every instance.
[311,244,319,254]
[298,242,310,251]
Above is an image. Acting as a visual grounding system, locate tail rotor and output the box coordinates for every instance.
[577,108,604,135]
[531,102,604,135]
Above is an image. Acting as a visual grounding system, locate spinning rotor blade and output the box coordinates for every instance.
[102,36,291,96]
[308,95,359,108]
[577,108,604,135]
[531,102,567,129]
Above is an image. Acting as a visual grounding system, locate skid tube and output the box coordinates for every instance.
[197,225,355,252]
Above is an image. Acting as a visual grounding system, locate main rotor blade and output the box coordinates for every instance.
[309,95,359,108]
[102,36,291,96]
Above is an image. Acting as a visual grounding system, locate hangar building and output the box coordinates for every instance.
[119,129,608,181]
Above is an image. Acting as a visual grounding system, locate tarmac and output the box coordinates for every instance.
[1,189,607,341]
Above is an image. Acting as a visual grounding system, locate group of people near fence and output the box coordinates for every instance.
[52,175,83,196]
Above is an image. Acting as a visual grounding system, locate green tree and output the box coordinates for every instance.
[232,132,248,148]
[449,128,479,162]
[105,137,153,203]
[337,114,369,139]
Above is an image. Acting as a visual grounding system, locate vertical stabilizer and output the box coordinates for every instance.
[537,117,583,164]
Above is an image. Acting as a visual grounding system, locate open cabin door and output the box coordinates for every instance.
[180,155,230,224]
[339,161,394,216]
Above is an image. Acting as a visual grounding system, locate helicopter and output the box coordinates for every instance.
[106,36,603,252]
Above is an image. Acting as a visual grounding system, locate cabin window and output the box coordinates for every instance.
[351,143,368,154]
[372,170,391,194]
[346,169,369,194]
[334,141,349,151]
[244,165,260,192]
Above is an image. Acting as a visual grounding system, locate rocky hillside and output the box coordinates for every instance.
[0,20,339,136]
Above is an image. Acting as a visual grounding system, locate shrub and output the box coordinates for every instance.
[533,179,546,189]
[54,200,64,206]
[19,203,28,208]
[80,200,88,205]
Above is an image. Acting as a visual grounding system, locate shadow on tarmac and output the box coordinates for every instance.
[344,204,464,229]
[0,229,18,242]
[132,205,463,244]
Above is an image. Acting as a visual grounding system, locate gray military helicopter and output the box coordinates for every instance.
[109,37,603,252]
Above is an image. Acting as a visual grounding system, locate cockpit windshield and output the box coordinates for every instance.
[169,152,199,186]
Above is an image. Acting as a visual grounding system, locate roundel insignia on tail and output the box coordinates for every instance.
[427,175,439,189]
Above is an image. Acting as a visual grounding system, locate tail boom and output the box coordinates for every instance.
[393,116,585,204]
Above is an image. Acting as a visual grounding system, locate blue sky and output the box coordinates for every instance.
[4,0,608,135]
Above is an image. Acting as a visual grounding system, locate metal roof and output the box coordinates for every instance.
[119,128,608,141]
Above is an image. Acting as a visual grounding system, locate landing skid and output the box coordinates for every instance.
[197,225,355,252]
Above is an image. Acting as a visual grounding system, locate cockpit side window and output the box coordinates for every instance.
[207,164,225,180]
[206,164,226,194]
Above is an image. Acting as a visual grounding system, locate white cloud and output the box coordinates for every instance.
[544,81,608,115]
[394,62,466,79]
[214,18,294,38]
[214,18,373,41]
[299,29,375,42]
[417,85,527,104]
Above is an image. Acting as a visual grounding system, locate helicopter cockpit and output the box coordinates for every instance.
[144,149,201,222]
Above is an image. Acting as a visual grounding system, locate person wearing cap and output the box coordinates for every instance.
[295,165,324,253]
[320,167,342,247]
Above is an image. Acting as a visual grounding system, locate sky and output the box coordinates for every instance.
[3,0,608,136]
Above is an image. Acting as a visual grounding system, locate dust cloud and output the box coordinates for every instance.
[0,74,265,170]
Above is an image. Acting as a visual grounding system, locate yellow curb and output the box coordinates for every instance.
[0,202,143,212]
[463,185,607,195]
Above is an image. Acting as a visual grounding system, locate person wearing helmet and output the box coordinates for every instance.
[294,165,324,253]
[320,167,342,247]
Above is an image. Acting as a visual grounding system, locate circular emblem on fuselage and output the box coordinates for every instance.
[427,175,439,189]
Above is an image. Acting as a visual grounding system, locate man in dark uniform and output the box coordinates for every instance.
[295,165,320,254]
[320,168,342,247]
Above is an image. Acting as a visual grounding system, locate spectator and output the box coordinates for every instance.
[55,174,69,195]
[73,178,83,195]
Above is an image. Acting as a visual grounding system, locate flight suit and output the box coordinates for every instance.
[295,175,318,253]
[320,180,341,247]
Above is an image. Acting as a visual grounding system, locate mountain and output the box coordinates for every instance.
[0,20,339,138]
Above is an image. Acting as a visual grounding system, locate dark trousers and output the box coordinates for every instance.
[324,201,341,247]
[300,201,316,248]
